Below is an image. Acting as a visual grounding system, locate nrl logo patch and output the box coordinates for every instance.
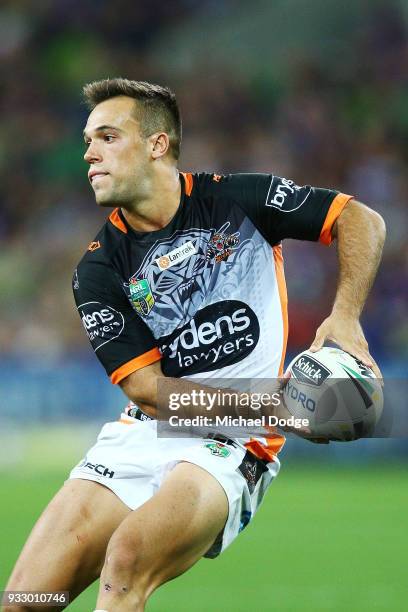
[129,277,155,316]
[204,441,231,458]
[206,223,240,264]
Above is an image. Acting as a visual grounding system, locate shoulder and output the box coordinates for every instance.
[75,209,128,273]
[188,171,271,195]
[184,172,273,208]
[74,212,130,297]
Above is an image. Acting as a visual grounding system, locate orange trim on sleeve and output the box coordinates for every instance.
[109,208,128,234]
[110,347,161,384]
[319,193,353,246]
[273,244,289,377]
[180,172,193,196]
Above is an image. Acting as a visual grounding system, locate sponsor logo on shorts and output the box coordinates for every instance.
[160,300,260,375]
[265,177,312,212]
[291,355,332,386]
[128,278,155,316]
[78,458,115,478]
[155,241,196,271]
[204,441,231,458]
[238,450,268,494]
[78,301,124,350]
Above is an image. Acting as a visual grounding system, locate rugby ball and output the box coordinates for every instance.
[283,347,383,441]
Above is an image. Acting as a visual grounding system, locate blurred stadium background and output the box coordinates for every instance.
[0,0,407,610]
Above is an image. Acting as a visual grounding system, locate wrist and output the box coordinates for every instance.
[331,301,361,320]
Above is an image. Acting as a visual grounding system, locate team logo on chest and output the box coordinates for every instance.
[129,277,155,316]
[206,223,240,264]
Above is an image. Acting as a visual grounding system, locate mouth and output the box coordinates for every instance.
[88,171,109,184]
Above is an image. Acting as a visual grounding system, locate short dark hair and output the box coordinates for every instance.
[83,78,182,160]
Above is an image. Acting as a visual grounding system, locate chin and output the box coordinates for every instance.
[94,192,115,208]
[95,199,114,208]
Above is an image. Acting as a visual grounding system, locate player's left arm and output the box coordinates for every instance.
[309,199,386,378]
[209,173,386,377]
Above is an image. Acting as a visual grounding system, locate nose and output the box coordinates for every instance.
[84,141,102,164]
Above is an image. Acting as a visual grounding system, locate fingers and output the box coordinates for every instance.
[338,345,383,382]
[280,420,311,436]
[282,370,291,382]
[369,357,383,382]
[272,393,311,437]
[273,389,328,440]
[278,371,291,391]
[309,326,383,383]
[354,351,383,385]
[348,341,373,367]
[309,328,326,352]
[277,424,312,437]
[306,437,330,444]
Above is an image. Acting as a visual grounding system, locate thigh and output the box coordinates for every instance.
[147,461,229,579]
[100,462,228,596]
[6,478,130,606]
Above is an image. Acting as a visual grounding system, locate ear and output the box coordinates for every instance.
[150,132,170,160]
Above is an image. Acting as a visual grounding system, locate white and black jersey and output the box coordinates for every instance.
[73,172,352,385]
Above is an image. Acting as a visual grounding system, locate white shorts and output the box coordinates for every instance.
[69,413,280,558]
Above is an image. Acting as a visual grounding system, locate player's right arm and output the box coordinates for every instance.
[73,255,163,413]
[73,256,203,417]
[73,254,195,416]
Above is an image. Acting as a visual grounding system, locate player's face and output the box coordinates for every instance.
[83,96,150,207]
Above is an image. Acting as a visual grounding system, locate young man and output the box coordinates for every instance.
[5,79,385,612]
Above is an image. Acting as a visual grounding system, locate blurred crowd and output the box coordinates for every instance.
[0,0,407,365]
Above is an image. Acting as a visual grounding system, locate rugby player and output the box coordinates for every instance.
[5,79,385,612]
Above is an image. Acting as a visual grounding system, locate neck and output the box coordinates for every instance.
[121,165,181,232]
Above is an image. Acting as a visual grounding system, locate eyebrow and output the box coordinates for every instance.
[83,125,124,139]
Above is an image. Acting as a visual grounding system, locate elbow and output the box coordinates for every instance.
[118,365,162,407]
[119,376,141,404]
[339,199,386,246]
[120,377,152,406]
[368,209,386,245]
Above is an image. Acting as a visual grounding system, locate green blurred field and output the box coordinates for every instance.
[1,430,407,611]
